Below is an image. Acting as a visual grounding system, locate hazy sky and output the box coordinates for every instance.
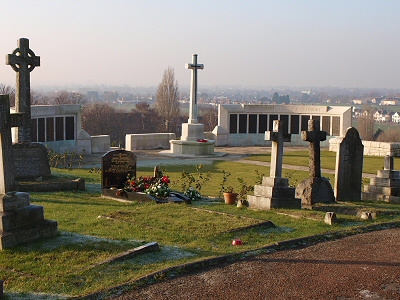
[1,0,399,90]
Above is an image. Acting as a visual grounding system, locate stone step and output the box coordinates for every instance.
[364,185,400,196]
[261,177,289,187]
[0,205,44,231]
[361,192,400,203]
[0,192,30,212]
[369,177,400,188]
[247,195,301,210]
[377,170,400,179]
[254,185,295,198]
[0,219,58,249]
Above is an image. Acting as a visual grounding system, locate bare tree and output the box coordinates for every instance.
[155,67,180,133]
[376,128,400,142]
[82,102,116,135]
[0,83,15,106]
[31,90,50,105]
[357,107,375,141]
[198,105,218,131]
[52,90,87,105]
[133,102,159,133]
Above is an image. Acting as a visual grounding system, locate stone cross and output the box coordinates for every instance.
[0,95,24,194]
[265,120,291,178]
[6,38,40,143]
[185,54,203,124]
[302,120,327,178]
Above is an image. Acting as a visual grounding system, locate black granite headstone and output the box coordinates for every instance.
[102,149,136,189]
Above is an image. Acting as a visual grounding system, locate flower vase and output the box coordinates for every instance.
[223,192,237,205]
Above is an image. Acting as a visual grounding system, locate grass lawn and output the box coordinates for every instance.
[2,154,400,298]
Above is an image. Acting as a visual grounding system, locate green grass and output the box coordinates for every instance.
[246,150,400,174]
[2,156,400,298]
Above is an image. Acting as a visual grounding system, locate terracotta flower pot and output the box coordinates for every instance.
[223,192,237,205]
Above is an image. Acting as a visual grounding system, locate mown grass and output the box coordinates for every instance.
[246,149,400,174]
[2,155,400,298]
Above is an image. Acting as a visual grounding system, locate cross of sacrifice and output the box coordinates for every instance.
[265,120,291,178]
[301,119,327,178]
[6,38,40,143]
[185,54,204,124]
[0,95,24,194]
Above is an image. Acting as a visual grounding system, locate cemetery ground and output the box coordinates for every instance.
[1,148,400,299]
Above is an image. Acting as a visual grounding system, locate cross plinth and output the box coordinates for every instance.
[0,95,24,194]
[302,120,327,178]
[265,120,291,178]
[185,54,203,124]
[6,38,40,143]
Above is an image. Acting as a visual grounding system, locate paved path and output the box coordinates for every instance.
[110,228,400,300]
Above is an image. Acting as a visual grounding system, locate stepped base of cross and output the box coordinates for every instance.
[247,177,301,210]
[0,192,58,249]
[362,170,400,203]
[296,177,336,209]
[166,123,216,156]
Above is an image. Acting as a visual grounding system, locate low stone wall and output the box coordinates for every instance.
[91,135,110,153]
[125,133,175,150]
[329,138,400,157]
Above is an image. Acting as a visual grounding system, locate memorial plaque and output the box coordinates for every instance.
[238,114,248,133]
[322,116,331,135]
[259,114,268,133]
[13,143,51,179]
[102,150,136,189]
[229,114,238,134]
[290,115,300,134]
[301,115,310,131]
[332,116,341,136]
[249,114,257,133]
[280,115,289,134]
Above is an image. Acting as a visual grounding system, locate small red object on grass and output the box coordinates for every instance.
[232,239,242,246]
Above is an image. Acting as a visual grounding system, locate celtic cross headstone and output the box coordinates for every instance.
[6,38,40,143]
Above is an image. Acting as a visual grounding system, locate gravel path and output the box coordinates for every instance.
[110,228,400,300]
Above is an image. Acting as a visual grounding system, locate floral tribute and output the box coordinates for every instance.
[116,174,171,198]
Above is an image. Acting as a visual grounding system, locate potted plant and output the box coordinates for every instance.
[223,186,237,205]
[236,178,253,208]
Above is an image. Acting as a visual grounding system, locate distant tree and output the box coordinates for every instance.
[357,107,375,141]
[31,90,50,105]
[376,128,400,142]
[102,91,119,103]
[82,102,117,135]
[272,92,279,104]
[155,67,180,133]
[198,105,218,131]
[133,102,159,133]
[280,94,290,104]
[258,97,270,103]
[0,83,15,106]
[51,91,87,105]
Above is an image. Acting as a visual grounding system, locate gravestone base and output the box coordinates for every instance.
[0,192,58,250]
[296,177,336,208]
[362,170,400,203]
[169,139,215,156]
[247,177,301,210]
[181,123,205,141]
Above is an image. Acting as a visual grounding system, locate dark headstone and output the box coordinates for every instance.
[102,149,136,189]
[13,143,51,179]
[384,155,394,171]
[334,127,364,201]
[296,120,335,207]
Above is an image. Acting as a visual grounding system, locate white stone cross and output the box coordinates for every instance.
[265,120,291,178]
[0,95,24,193]
[6,38,40,143]
[185,54,204,124]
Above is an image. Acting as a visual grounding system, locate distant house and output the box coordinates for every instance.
[352,108,363,118]
[352,99,363,105]
[392,112,400,123]
[381,98,400,105]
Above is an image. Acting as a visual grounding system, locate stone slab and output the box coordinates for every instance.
[369,178,400,188]
[361,192,400,203]
[247,195,301,210]
[254,185,296,198]
[364,185,400,196]
[169,139,215,156]
[181,123,205,142]
[102,188,190,204]
[0,192,30,211]
[0,219,58,250]
[261,177,289,187]
[377,170,400,179]
[0,205,44,231]
[15,178,85,192]
[13,143,51,179]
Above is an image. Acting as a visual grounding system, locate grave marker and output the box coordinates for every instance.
[6,38,40,143]
[296,120,335,207]
[247,120,301,210]
[102,149,137,190]
[185,54,204,124]
[334,127,364,201]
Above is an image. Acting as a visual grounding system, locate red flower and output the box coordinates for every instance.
[161,176,170,184]
[144,183,150,189]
